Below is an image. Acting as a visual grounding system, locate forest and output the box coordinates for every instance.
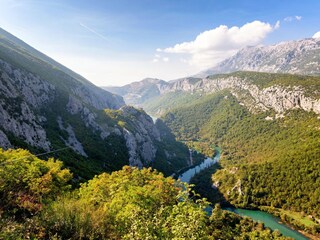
[162,91,320,236]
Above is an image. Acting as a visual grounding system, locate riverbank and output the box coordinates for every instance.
[173,146,218,179]
[180,147,314,239]
[259,206,320,239]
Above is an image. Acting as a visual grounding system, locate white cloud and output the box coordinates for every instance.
[158,20,278,69]
[152,54,169,63]
[162,57,169,62]
[284,16,302,22]
[313,31,320,38]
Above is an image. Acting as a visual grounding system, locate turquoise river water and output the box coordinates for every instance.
[178,149,309,240]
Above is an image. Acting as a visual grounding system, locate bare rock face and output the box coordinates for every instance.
[0,130,12,149]
[0,57,179,170]
[57,117,88,157]
[66,95,111,139]
[158,75,320,115]
[0,59,53,151]
[120,106,160,167]
[72,85,124,110]
[199,38,320,77]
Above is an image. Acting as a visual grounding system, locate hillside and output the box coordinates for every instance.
[136,72,320,236]
[0,28,191,177]
[141,71,320,117]
[104,37,320,109]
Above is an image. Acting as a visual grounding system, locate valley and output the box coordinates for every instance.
[107,67,320,238]
[1,11,320,238]
[178,148,309,239]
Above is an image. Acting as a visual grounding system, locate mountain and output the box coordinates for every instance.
[0,27,191,178]
[104,77,204,109]
[198,37,320,77]
[137,71,320,236]
[103,78,168,106]
[105,69,320,236]
[143,71,320,116]
[104,38,320,109]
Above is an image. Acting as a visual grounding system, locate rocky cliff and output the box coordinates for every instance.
[105,37,320,110]
[0,28,190,177]
[157,73,320,115]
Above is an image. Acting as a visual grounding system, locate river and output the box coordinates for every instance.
[178,148,309,240]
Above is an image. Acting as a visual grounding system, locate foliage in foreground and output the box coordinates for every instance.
[0,148,289,239]
[0,148,72,215]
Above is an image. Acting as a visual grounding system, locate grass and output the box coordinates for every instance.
[279,209,317,227]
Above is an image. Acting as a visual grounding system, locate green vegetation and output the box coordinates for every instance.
[0,148,289,239]
[189,164,225,205]
[141,72,320,118]
[259,206,320,235]
[0,31,192,179]
[104,107,191,175]
[161,90,320,237]
[0,148,72,216]
[208,71,320,98]
[143,91,205,117]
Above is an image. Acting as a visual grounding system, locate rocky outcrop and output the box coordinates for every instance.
[66,95,111,139]
[0,60,52,151]
[57,117,88,157]
[157,75,320,115]
[0,130,12,149]
[120,106,160,167]
[72,85,124,110]
[0,55,188,172]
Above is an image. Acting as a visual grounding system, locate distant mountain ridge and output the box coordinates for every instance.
[105,37,320,108]
[197,37,320,77]
[103,78,168,106]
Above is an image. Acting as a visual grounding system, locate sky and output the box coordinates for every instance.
[0,0,319,86]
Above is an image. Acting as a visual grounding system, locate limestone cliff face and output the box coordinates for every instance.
[157,75,320,115]
[119,106,161,167]
[0,58,187,172]
[0,59,53,151]
[0,27,190,175]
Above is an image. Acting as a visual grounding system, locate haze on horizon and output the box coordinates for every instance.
[0,0,319,87]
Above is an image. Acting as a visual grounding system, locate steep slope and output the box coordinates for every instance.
[198,38,320,77]
[0,28,190,178]
[143,72,320,117]
[161,92,320,235]
[152,73,320,235]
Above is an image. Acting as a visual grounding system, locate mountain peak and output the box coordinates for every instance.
[197,37,320,77]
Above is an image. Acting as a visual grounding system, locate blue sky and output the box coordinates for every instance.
[0,0,319,86]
